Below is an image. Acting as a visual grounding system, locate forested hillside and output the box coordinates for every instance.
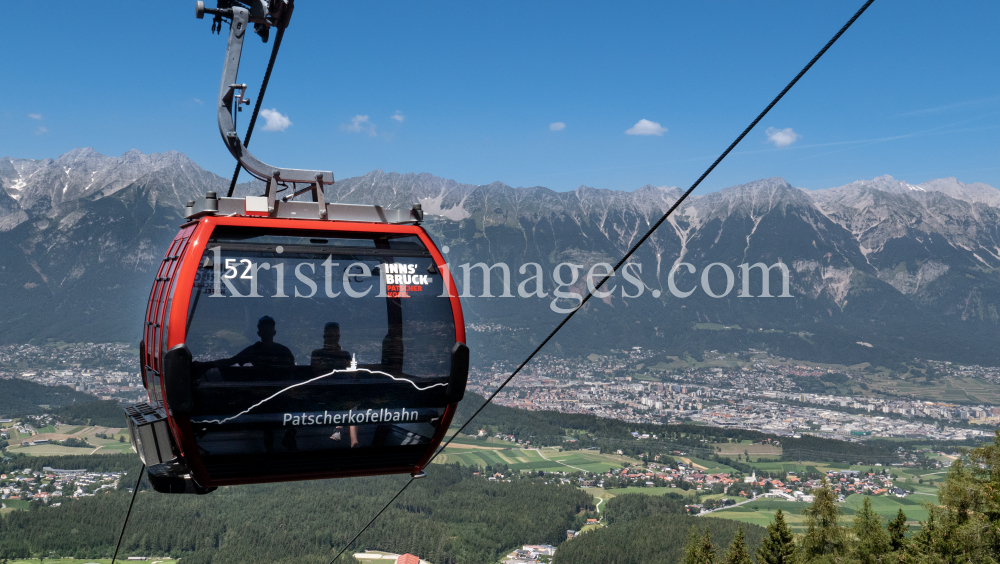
[1,453,140,477]
[556,514,764,564]
[0,462,592,563]
[46,399,126,427]
[0,378,95,415]
[0,376,124,426]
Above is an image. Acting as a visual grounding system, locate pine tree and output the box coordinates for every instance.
[722,525,754,564]
[683,526,702,564]
[887,508,908,552]
[699,528,717,564]
[801,477,846,559]
[679,526,718,564]
[757,508,796,564]
[852,496,890,564]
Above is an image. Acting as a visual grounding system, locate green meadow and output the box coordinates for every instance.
[711,494,931,533]
[434,442,636,474]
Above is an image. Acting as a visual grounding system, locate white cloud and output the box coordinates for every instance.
[765,127,801,147]
[28,113,42,120]
[550,122,566,131]
[341,114,377,137]
[625,119,667,136]
[193,98,203,105]
[260,108,292,132]
[35,126,48,135]
[391,111,405,122]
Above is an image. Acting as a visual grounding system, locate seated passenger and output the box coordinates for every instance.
[310,322,352,376]
[223,316,295,369]
[311,322,359,447]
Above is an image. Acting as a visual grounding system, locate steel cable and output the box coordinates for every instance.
[111,464,145,564]
[327,1,876,561]
[226,22,287,197]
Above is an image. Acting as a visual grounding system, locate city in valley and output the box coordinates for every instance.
[0,343,145,403]
[468,344,1000,442]
[0,340,993,563]
[8,341,1000,445]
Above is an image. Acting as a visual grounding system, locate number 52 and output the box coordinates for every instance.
[224,258,254,279]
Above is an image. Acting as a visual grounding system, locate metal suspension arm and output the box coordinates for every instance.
[212,5,333,186]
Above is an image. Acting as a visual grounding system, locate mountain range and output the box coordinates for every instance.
[3,148,1000,368]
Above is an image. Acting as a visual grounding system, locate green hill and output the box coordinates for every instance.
[0,378,96,416]
[555,514,765,564]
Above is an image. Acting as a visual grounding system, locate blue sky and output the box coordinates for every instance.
[2,1,998,194]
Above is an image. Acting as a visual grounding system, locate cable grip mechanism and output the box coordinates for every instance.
[197,0,334,189]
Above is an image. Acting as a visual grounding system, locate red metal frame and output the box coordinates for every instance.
[144,215,465,487]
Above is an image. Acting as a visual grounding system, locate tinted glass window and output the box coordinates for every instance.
[182,227,455,477]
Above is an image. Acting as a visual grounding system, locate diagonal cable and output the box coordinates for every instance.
[227,23,287,197]
[111,464,145,564]
[330,1,875,561]
[427,0,877,466]
[328,477,416,563]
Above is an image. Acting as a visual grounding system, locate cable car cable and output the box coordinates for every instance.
[327,1,876,560]
[111,464,145,564]
[425,0,877,479]
[226,22,287,197]
[328,476,418,564]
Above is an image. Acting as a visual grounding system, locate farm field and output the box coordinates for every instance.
[602,486,680,497]
[712,500,822,532]
[741,462,948,499]
[434,443,635,474]
[6,425,131,456]
[864,372,1000,405]
[702,493,748,504]
[938,376,1000,404]
[7,445,131,456]
[582,486,682,501]
[579,485,746,505]
[744,461,824,474]
[444,435,516,448]
[711,494,930,533]
[742,459,946,480]
[645,353,878,376]
[1,499,32,515]
[842,493,930,522]
[678,456,738,474]
[713,440,782,458]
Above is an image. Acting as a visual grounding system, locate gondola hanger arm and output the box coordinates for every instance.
[202,1,334,187]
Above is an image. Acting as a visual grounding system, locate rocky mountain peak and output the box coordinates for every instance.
[918,177,1000,207]
[55,147,104,162]
[4,148,1000,368]
[691,177,811,222]
[0,148,236,227]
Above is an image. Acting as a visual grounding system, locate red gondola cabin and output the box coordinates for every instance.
[126,195,468,494]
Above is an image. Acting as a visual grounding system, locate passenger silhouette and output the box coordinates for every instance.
[310,322,359,448]
[227,316,295,369]
[310,322,353,376]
